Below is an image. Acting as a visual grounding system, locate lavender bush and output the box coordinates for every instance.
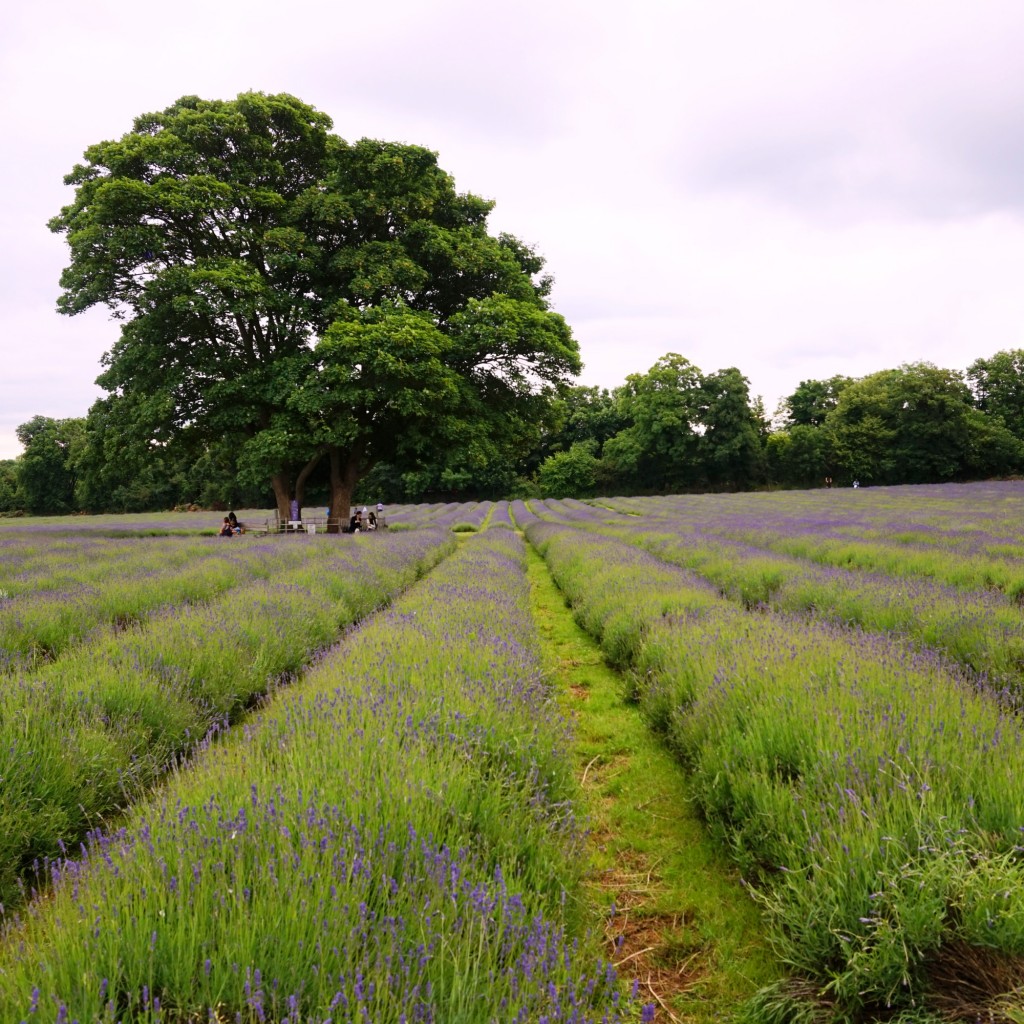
[0,537,312,671]
[600,485,1024,598]
[0,530,454,912]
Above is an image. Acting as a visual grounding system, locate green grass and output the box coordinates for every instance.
[524,541,781,1023]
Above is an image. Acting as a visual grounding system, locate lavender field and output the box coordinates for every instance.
[2,484,1024,1022]
[524,484,1024,1021]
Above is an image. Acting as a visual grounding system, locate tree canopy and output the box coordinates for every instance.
[15,415,84,515]
[30,123,1024,515]
[50,92,579,520]
[824,363,1022,484]
[967,349,1024,441]
[781,375,853,428]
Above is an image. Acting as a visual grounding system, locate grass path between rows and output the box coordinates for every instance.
[524,540,783,1022]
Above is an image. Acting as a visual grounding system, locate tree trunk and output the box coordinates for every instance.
[270,452,324,524]
[294,450,324,517]
[270,473,291,521]
[328,445,362,534]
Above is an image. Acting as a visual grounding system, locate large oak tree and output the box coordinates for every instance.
[50,92,579,521]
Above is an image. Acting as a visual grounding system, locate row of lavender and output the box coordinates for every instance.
[534,497,1024,699]
[0,535,311,671]
[393,500,497,530]
[0,530,641,1023]
[601,482,1024,598]
[514,502,1024,1022]
[0,531,454,913]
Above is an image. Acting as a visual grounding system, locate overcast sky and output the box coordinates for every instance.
[3,0,1024,459]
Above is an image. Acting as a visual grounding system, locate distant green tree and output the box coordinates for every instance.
[540,386,625,459]
[966,349,1024,440]
[825,363,1022,484]
[73,396,179,512]
[598,428,644,494]
[603,354,704,491]
[765,424,833,488]
[696,367,763,488]
[598,357,767,492]
[50,91,578,524]
[750,394,772,446]
[538,441,599,498]
[0,460,20,513]
[783,375,854,427]
[74,395,273,512]
[352,380,556,503]
[15,416,85,514]
[368,423,540,503]
[963,408,1024,478]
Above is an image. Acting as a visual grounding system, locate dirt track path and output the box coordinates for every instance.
[524,542,780,1023]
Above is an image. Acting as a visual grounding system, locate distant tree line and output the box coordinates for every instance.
[0,413,273,516]
[528,350,1023,499]
[764,354,1024,489]
[5,349,1024,515]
